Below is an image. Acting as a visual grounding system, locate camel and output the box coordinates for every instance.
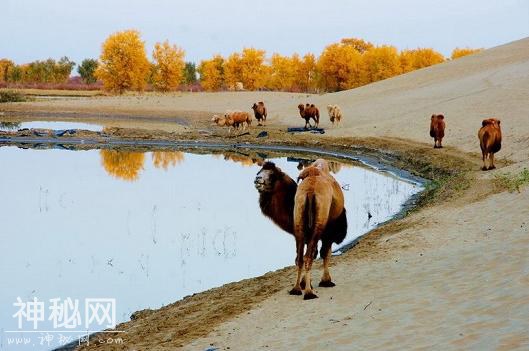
[252,102,267,126]
[478,118,502,170]
[327,104,342,126]
[430,114,446,148]
[212,111,252,134]
[298,103,320,129]
[254,160,347,300]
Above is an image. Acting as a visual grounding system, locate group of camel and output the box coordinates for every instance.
[254,159,347,300]
[211,102,343,133]
[430,114,502,170]
[249,114,502,302]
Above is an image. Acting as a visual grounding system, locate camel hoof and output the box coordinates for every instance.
[489,165,496,170]
[303,292,318,300]
[318,280,336,288]
[289,288,302,296]
[481,167,488,171]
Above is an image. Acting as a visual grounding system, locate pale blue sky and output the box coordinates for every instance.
[2,0,529,65]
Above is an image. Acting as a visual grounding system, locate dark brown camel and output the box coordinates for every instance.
[298,103,320,129]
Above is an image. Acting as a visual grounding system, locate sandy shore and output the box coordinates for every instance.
[2,38,529,350]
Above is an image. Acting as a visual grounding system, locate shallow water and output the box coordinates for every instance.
[0,121,103,132]
[0,146,421,348]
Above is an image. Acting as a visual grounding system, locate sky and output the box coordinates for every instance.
[2,0,529,66]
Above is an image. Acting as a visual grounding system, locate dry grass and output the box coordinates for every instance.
[493,168,529,193]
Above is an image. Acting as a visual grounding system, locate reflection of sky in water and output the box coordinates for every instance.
[0,121,102,132]
[0,147,421,345]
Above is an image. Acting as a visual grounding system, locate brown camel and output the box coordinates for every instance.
[478,118,502,170]
[298,103,320,128]
[430,114,446,148]
[252,102,267,126]
[254,160,347,300]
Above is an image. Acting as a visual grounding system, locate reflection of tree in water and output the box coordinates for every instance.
[152,151,185,170]
[0,121,22,130]
[100,149,145,181]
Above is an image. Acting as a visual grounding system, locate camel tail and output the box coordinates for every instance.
[303,194,316,244]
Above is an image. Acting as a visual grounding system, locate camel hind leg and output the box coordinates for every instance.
[319,241,335,287]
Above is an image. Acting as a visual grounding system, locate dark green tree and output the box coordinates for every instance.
[183,62,197,84]
[78,58,99,84]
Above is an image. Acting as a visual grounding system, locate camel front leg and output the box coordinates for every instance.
[489,152,496,170]
[319,242,335,287]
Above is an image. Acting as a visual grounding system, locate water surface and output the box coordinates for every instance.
[0,146,421,347]
[0,121,102,132]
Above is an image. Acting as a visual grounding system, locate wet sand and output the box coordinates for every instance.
[2,37,529,350]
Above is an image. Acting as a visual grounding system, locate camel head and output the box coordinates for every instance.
[327,105,334,113]
[297,104,305,112]
[252,103,258,110]
[254,161,283,193]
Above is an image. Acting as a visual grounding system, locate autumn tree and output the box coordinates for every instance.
[267,53,295,91]
[361,45,401,84]
[317,43,363,91]
[400,48,445,73]
[96,30,150,93]
[451,47,483,59]
[100,150,145,181]
[151,40,186,92]
[198,55,225,91]
[0,59,14,82]
[224,48,267,90]
[78,59,98,84]
[341,38,374,53]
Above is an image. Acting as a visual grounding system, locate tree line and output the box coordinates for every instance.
[0,30,482,93]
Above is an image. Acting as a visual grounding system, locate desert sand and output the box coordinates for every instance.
[2,38,529,350]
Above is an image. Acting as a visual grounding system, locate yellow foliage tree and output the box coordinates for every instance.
[152,40,186,92]
[317,43,363,91]
[267,53,295,91]
[451,47,483,59]
[95,30,150,93]
[198,55,225,91]
[0,59,15,82]
[400,48,445,73]
[341,38,374,53]
[100,150,145,181]
[224,48,266,90]
[361,45,402,84]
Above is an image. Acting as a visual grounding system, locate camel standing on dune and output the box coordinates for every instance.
[298,104,320,128]
[430,114,446,148]
[327,104,342,126]
[478,118,502,170]
[254,160,347,300]
[252,102,267,126]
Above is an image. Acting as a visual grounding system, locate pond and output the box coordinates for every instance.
[0,146,422,348]
[0,121,103,132]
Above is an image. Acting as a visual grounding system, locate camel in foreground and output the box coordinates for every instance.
[478,118,502,170]
[254,160,347,300]
[327,104,342,126]
[430,114,446,148]
[252,102,267,126]
[298,104,320,128]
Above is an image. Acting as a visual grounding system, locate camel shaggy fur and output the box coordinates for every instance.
[327,104,342,126]
[430,114,446,148]
[254,160,347,300]
[252,102,267,126]
[298,103,320,128]
[478,118,502,170]
[212,111,252,134]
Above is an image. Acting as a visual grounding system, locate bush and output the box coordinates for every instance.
[0,90,26,103]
